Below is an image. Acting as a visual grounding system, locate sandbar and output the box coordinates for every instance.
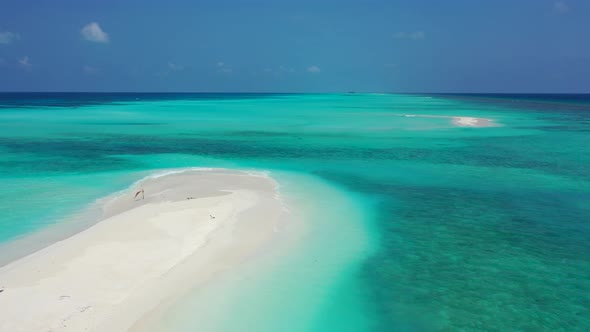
[402,114,498,127]
[0,169,287,332]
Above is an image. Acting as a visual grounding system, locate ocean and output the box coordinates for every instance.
[0,93,589,331]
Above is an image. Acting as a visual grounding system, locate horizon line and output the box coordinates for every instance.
[1,91,590,95]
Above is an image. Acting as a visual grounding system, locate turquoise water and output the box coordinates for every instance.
[148,171,377,332]
[0,93,589,331]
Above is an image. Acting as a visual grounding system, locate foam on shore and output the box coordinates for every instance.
[0,169,288,332]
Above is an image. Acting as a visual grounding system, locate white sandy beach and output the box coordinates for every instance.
[0,169,287,332]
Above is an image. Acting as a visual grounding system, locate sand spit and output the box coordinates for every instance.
[0,169,287,332]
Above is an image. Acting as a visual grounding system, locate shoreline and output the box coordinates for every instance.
[135,171,375,332]
[0,169,290,332]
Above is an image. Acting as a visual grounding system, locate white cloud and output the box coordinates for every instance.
[280,65,295,73]
[554,1,570,13]
[18,56,32,70]
[410,31,425,40]
[217,61,232,74]
[394,31,425,40]
[307,65,321,73]
[0,31,20,44]
[81,22,109,43]
[262,65,296,76]
[168,62,184,71]
[83,65,100,75]
[393,32,407,39]
[155,62,187,77]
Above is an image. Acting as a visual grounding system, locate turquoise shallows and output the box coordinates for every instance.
[0,93,589,331]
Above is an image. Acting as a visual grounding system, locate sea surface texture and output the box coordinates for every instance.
[0,93,589,331]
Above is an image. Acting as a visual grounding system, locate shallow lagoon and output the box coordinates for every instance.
[0,93,589,330]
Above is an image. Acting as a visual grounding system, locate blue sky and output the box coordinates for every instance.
[0,0,588,92]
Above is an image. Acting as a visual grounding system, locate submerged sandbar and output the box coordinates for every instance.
[402,114,499,127]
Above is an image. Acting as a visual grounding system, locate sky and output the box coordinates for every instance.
[0,0,589,93]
